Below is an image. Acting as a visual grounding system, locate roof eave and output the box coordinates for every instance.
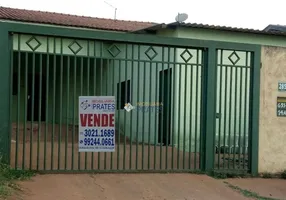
[131,23,166,34]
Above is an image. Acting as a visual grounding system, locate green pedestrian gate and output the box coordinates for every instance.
[0,22,260,174]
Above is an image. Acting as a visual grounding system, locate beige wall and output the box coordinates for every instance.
[259,46,286,173]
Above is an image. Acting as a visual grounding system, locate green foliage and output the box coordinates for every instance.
[281,170,286,179]
[261,173,274,179]
[208,170,253,179]
[0,162,36,198]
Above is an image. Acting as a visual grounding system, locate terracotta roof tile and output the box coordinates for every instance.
[0,6,157,32]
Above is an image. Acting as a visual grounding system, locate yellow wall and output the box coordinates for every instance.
[259,46,286,173]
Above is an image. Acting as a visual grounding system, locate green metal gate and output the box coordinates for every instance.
[0,22,260,174]
[214,49,257,172]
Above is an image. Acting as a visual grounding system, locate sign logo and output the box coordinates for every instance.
[124,103,135,112]
[80,100,90,110]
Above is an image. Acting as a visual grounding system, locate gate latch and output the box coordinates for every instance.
[215,113,221,119]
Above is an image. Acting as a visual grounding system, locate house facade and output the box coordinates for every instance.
[1,6,285,174]
[140,23,286,173]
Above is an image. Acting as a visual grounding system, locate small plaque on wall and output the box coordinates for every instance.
[277,97,286,117]
[278,82,286,92]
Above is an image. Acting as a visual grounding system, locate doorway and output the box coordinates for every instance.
[27,73,46,121]
[158,69,172,146]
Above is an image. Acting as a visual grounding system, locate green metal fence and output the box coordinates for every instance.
[0,22,260,174]
[10,34,204,172]
[214,50,253,171]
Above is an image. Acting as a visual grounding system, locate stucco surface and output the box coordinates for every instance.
[259,46,286,173]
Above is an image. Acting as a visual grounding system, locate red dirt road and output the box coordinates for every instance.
[9,174,250,200]
[227,178,286,200]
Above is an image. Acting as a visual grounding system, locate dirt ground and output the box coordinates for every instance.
[10,122,246,171]
[8,174,253,200]
[227,178,286,200]
[10,122,202,171]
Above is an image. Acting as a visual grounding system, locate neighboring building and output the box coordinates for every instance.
[263,24,286,33]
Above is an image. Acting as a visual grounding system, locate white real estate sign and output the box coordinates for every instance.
[78,96,116,152]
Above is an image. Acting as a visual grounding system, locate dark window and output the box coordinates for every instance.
[117,80,131,109]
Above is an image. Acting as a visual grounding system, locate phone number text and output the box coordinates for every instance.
[83,129,115,137]
[83,138,115,146]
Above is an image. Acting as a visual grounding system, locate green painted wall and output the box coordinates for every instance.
[106,43,176,145]
[177,27,286,47]
[166,27,258,153]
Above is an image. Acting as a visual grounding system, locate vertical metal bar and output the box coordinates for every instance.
[135,46,140,170]
[8,34,13,168]
[110,58,114,170]
[85,41,90,170]
[7,36,12,168]
[194,51,200,169]
[65,56,70,170]
[148,60,152,170]
[15,36,20,169]
[217,50,223,169]
[228,65,233,169]
[92,41,97,170]
[238,65,243,170]
[105,52,109,171]
[203,46,217,171]
[44,37,49,170]
[188,62,193,169]
[160,47,164,170]
[243,57,249,169]
[199,59,205,170]
[117,57,121,170]
[247,61,251,171]
[58,38,63,170]
[194,61,199,170]
[223,53,227,170]
[233,62,238,169]
[123,44,128,170]
[129,44,134,170]
[51,38,56,170]
[72,55,77,170]
[142,61,146,170]
[23,51,28,170]
[171,48,176,170]
[154,62,158,170]
[250,48,261,175]
[37,53,42,170]
[30,46,36,170]
[7,33,11,167]
[166,47,171,169]
[79,57,83,170]
[247,53,252,171]
[177,63,181,169]
[98,43,103,170]
[182,56,187,169]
